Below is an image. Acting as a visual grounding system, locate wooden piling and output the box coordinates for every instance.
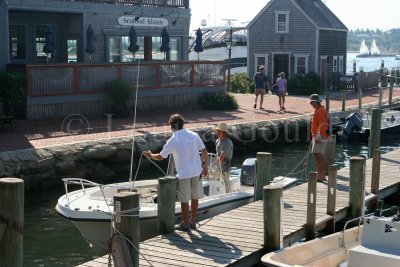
[158,176,177,235]
[349,156,366,218]
[325,92,330,113]
[306,172,317,240]
[371,149,381,194]
[325,135,336,175]
[369,108,381,158]
[389,73,394,106]
[255,152,272,201]
[263,184,283,251]
[341,91,346,112]
[326,165,337,233]
[113,191,140,266]
[358,89,362,110]
[0,178,24,267]
[378,87,383,107]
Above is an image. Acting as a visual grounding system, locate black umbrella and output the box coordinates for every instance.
[128,26,139,62]
[42,24,54,62]
[193,28,204,61]
[160,27,170,60]
[85,24,96,63]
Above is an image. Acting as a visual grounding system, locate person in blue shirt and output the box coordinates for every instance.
[253,66,270,110]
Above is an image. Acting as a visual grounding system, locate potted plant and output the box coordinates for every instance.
[108,78,132,117]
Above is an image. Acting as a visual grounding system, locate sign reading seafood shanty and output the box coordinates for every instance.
[118,16,168,27]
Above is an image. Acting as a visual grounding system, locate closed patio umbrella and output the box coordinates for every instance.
[85,24,96,63]
[160,27,170,61]
[42,24,54,63]
[193,28,204,61]
[128,26,139,62]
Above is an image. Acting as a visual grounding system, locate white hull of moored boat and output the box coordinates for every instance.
[262,210,400,267]
[56,184,254,254]
[56,177,254,254]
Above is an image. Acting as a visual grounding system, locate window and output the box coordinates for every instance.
[332,56,338,72]
[35,25,48,62]
[254,54,267,74]
[338,56,344,74]
[9,25,26,60]
[275,12,289,33]
[152,37,181,61]
[294,54,308,74]
[67,39,77,63]
[107,36,181,62]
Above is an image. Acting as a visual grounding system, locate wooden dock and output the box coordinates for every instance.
[78,148,400,267]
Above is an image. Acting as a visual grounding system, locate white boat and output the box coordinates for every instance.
[56,155,297,254]
[262,206,400,267]
[370,39,381,56]
[395,55,400,60]
[357,39,370,57]
[188,26,248,74]
[336,110,400,141]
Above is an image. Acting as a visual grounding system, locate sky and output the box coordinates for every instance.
[189,0,399,31]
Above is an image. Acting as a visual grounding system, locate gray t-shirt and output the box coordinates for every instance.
[216,137,233,173]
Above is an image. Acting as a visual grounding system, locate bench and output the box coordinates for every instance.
[0,102,13,130]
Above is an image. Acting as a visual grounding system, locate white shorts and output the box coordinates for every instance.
[177,176,202,203]
[311,139,328,155]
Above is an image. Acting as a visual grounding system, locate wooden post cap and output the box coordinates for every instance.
[0,178,24,184]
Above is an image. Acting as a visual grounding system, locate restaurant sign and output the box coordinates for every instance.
[118,16,168,27]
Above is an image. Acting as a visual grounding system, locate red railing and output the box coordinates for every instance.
[26,61,225,97]
[59,0,189,8]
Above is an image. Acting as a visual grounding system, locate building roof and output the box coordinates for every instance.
[293,0,347,30]
[248,0,348,31]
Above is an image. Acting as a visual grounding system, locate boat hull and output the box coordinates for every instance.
[58,192,253,254]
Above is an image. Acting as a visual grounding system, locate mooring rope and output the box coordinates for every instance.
[107,207,154,267]
[283,143,313,182]
[129,61,141,183]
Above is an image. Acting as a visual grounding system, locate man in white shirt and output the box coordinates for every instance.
[144,114,209,232]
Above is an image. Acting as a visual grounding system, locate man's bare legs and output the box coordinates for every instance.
[190,199,198,223]
[313,153,326,181]
[181,202,189,226]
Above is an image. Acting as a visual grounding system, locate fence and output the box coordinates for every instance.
[26,61,225,119]
[338,71,380,91]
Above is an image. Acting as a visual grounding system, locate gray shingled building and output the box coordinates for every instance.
[247,0,348,90]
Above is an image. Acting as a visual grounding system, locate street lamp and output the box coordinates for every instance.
[225,27,233,91]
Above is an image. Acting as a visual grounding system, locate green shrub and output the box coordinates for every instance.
[228,72,253,93]
[287,72,321,95]
[108,79,132,107]
[199,92,238,110]
[0,71,27,119]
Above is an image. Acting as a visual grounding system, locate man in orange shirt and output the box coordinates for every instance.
[309,94,329,182]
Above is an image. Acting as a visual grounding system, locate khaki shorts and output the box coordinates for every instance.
[177,176,202,203]
[255,88,265,96]
[311,139,328,155]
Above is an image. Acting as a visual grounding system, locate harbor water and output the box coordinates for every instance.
[23,135,400,266]
[347,52,400,73]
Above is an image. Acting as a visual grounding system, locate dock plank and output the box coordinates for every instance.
[77,148,400,267]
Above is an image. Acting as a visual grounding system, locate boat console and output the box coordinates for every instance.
[347,207,400,267]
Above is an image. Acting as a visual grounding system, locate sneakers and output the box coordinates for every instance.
[253,104,257,109]
[175,223,190,232]
[189,221,197,230]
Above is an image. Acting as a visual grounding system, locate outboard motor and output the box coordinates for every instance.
[240,158,256,185]
[340,112,363,140]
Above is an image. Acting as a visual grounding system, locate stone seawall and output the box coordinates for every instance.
[0,110,352,191]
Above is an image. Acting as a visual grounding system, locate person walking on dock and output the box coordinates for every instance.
[253,66,270,110]
[309,94,329,182]
[144,113,209,232]
[214,122,233,193]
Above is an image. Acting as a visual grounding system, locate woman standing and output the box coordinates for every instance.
[276,72,287,112]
